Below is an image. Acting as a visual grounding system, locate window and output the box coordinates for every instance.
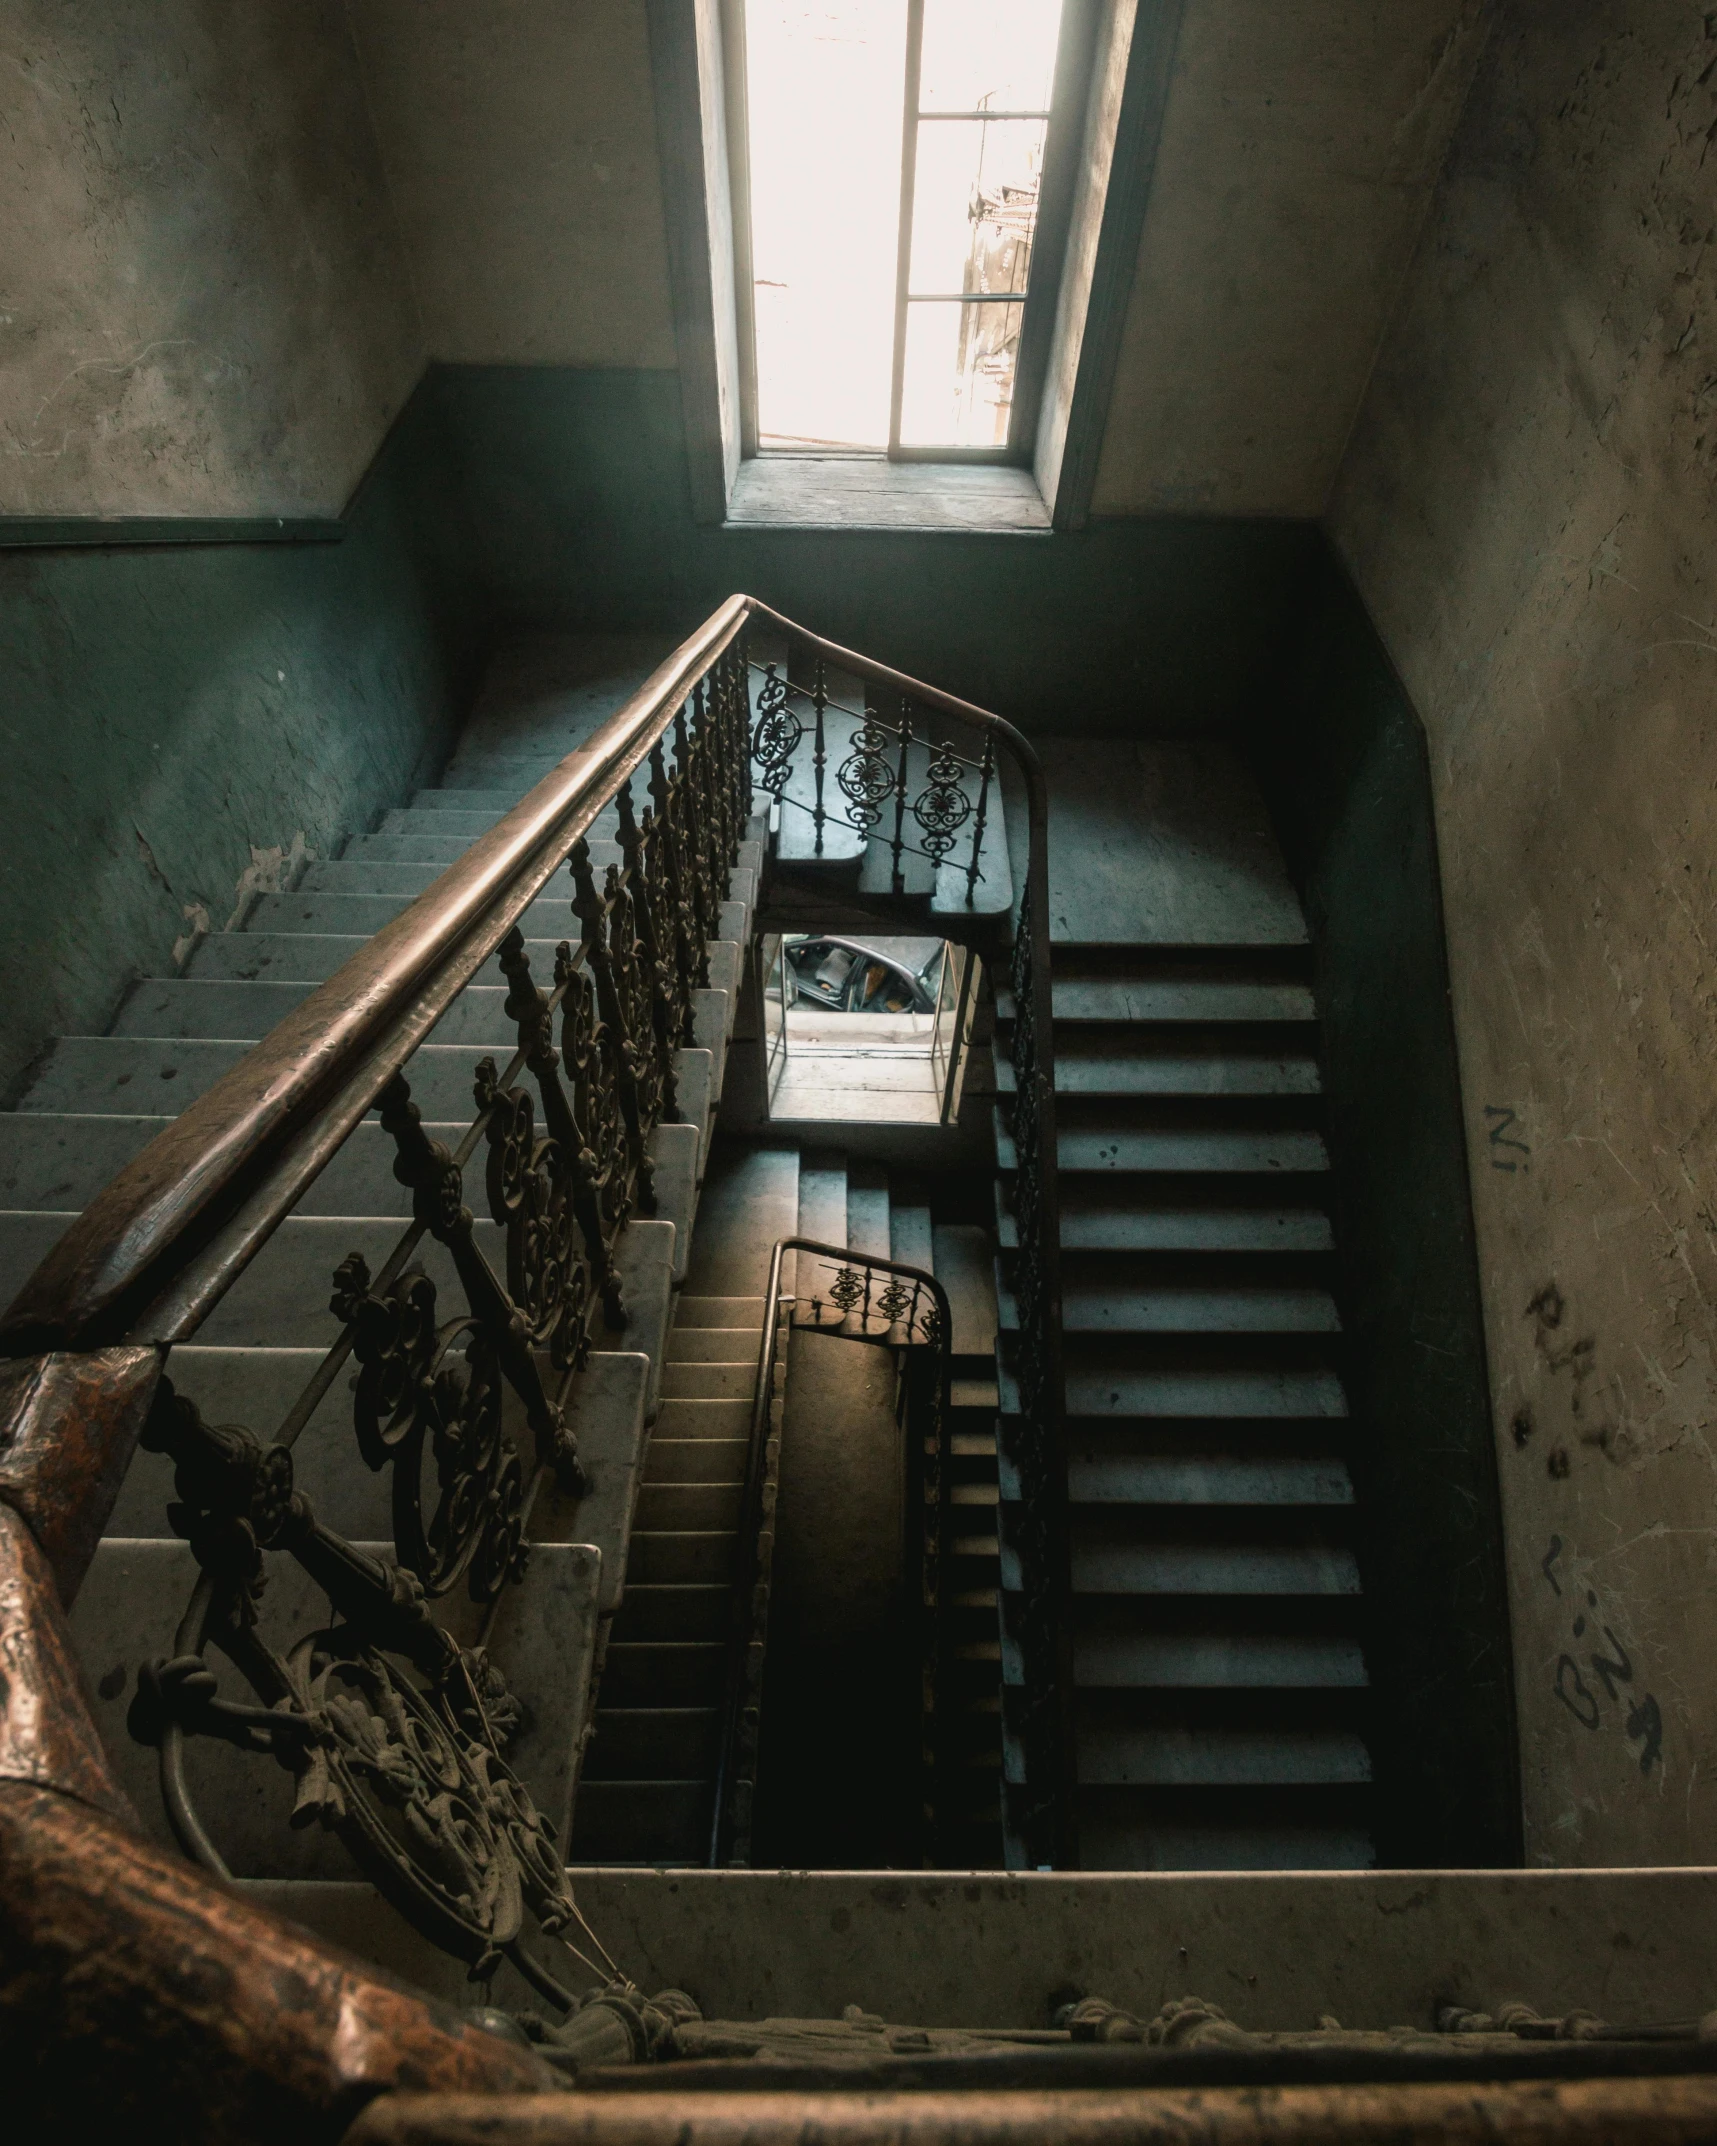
[743,0,1080,461]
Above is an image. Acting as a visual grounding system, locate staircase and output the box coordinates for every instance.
[572,1143,798,1864]
[994,742,1373,1872]
[0,636,763,1891]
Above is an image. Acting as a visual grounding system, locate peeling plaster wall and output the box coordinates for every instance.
[346,0,678,368]
[1,1,423,517]
[1331,1,1717,1863]
[1091,0,1490,516]
[0,386,477,1102]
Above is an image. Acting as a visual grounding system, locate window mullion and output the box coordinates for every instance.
[888,0,927,459]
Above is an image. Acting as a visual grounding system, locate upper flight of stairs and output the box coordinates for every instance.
[993,743,1373,1873]
[0,637,763,1896]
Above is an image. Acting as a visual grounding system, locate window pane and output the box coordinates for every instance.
[919,0,1063,113]
[899,298,1024,448]
[747,0,907,448]
[908,117,1045,298]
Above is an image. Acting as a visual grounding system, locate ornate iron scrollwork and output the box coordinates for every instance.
[749,664,802,796]
[330,1254,523,1605]
[836,716,899,832]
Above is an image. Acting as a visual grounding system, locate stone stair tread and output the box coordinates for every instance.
[993,1119,1330,1175]
[998,1198,1335,1255]
[109,976,521,1049]
[643,1437,749,1485]
[1075,1726,1371,1788]
[845,1161,891,1260]
[888,1191,935,1274]
[654,1398,754,1439]
[999,1280,1342,1335]
[660,1361,757,1401]
[1065,1448,1355,1506]
[675,1295,768,1328]
[794,1152,849,1249]
[666,1328,766,1364]
[1070,1809,1375,1873]
[996,1051,1322,1099]
[1074,1631,1369,1689]
[996,980,1317,1023]
[931,1224,996,1355]
[1062,1536,1363,1598]
[1000,1359,1347,1420]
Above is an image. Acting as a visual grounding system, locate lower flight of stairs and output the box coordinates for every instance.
[571,1144,799,1864]
[995,933,1372,1872]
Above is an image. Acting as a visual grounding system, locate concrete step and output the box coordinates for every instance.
[607,1583,729,1641]
[993,1120,1330,1176]
[660,1361,757,1402]
[1061,1522,1362,1599]
[1002,1278,1342,1336]
[653,1399,753,1441]
[682,1145,802,1298]
[582,1706,720,1781]
[625,1530,737,1585]
[1065,1437,1355,1506]
[888,1188,935,1274]
[666,1327,764,1365]
[567,1780,706,1863]
[642,1437,748,1486]
[931,1224,996,1356]
[795,1151,848,1248]
[110,977,520,1048]
[1075,1725,1371,1788]
[598,1641,726,1708]
[997,1043,1322,1099]
[676,1295,768,1329]
[999,1184,1334,1256]
[846,1161,891,1260]
[1070,1803,1375,1873]
[633,1482,743,1532]
[998,979,1317,1024]
[1073,1629,1369,1690]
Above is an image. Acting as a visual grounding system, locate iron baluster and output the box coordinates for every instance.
[812,655,828,853]
[966,730,995,906]
[569,833,658,1210]
[891,697,912,896]
[377,1072,585,1497]
[497,928,625,1331]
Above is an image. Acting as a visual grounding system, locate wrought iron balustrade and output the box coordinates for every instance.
[0,594,1068,2126]
[750,659,998,902]
[708,1237,953,1870]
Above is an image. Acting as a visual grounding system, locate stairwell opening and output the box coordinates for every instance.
[759,931,980,1125]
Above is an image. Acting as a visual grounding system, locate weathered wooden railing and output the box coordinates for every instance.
[708,1237,954,1869]
[0,595,1070,2131]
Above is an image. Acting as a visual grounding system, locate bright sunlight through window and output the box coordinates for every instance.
[746,1,1066,454]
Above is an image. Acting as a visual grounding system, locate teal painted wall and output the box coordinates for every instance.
[0,383,479,1099]
[434,364,1314,736]
[1253,547,1519,1869]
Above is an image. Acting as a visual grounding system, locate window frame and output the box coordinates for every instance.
[885,0,1095,465]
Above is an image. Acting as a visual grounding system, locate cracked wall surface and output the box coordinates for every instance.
[1,0,422,515]
[1332,0,1717,1862]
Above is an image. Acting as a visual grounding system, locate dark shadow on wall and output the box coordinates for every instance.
[1247,540,1521,1869]
[431,363,1317,737]
[0,380,481,1099]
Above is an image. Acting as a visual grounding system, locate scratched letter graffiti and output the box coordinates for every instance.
[1541,1535,1663,1774]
